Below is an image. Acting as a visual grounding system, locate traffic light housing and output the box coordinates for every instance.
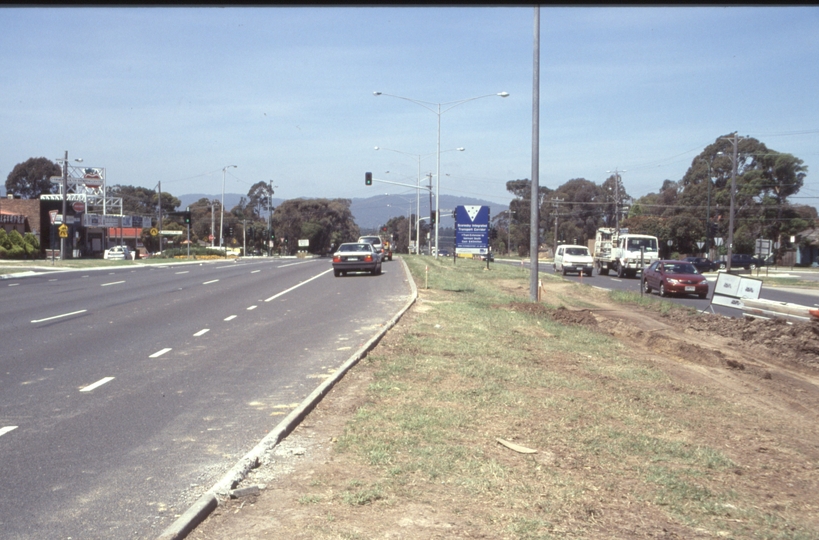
[430,210,436,224]
[365,172,372,186]
[183,211,192,225]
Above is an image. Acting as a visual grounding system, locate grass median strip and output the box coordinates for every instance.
[313,257,818,539]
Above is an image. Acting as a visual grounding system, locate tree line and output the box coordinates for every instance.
[5,133,816,259]
[492,134,816,260]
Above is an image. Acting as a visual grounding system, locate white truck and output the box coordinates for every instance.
[592,228,659,278]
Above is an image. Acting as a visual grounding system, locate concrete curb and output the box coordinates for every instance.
[156,257,418,540]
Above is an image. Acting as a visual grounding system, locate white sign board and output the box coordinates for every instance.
[710,272,763,310]
[298,239,309,247]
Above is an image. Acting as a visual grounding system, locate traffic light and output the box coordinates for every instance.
[430,210,436,224]
[381,226,387,232]
[248,227,254,238]
[365,172,372,186]
[228,226,234,237]
[183,211,191,225]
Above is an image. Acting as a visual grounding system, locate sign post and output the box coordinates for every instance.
[455,205,490,265]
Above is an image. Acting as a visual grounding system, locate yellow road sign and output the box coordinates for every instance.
[150,227,158,236]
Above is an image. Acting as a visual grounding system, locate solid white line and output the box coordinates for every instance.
[203,279,219,285]
[176,271,189,275]
[150,348,172,358]
[194,329,209,336]
[8,283,18,287]
[101,281,125,287]
[264,269,333,302]
[0,426,18,437]
[31,309,87,324]
[251,270,260,274]
[80,377,115,392]
[247,305,257,310]
[224,315,237,321]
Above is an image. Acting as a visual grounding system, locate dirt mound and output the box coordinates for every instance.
[682,312,819,364]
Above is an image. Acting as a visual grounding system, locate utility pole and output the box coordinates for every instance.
[551,197,563,253]
[156,181,163,253]
[427,173,433,255]
[723,132,742,272]
[60,151,68,260]
[210,202,215,248]
[607,168,625,232]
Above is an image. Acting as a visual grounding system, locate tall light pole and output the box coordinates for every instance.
[375,146,464,255]
[220,165,237,250]
[374,90,509,258]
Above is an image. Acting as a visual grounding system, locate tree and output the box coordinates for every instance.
[271,198,359,255]
[5,157,61,199]
[505,179,552,256]
[247,181,274,219]
[678,135,811,254]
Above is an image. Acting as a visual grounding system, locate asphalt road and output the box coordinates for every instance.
[0,257,411,539]
[498,258,819,316]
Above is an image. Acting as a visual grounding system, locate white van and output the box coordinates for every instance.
[554,244,593,276]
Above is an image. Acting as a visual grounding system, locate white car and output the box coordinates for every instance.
[104,245,132,260]
[554,244,593,276]
[357,235,385,257]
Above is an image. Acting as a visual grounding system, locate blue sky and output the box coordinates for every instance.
[2,6,819,212]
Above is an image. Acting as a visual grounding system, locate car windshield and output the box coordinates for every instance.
[664,263,698,274]
[627,238,657,251]
[566,248,589,256]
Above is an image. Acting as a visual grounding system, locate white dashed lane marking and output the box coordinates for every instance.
[31,310,87,324]
[80,377,115,392]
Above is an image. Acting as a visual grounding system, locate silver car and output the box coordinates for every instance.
[104,245,131,260]
[332,242,382,277]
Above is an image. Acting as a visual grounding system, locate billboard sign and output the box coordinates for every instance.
[455,205,490,255]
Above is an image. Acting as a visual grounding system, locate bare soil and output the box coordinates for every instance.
[188,279,819,540]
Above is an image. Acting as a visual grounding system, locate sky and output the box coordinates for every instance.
[2,6,819,215]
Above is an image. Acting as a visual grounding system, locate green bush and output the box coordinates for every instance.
[0,230,41,259]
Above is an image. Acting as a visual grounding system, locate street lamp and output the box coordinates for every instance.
[374,146,464,255]
[374,90,509,258]
[220,165,237,250]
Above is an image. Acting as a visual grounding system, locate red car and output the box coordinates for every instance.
[643,260,709,299]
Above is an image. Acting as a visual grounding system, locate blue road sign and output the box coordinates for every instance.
[455,205,490,254]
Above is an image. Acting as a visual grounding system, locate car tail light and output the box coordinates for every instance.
[333,255,341,263]
[364,255,373,262]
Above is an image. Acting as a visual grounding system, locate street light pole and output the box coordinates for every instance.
[220,165,237,250]
[375,146,463,255]
[374,90,509,258]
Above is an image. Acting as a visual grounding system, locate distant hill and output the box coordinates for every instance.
[177,193,507,231]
